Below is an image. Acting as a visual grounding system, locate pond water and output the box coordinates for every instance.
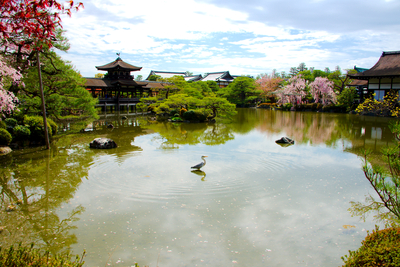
[0,109,397,266]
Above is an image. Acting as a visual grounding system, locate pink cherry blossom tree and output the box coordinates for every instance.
[0,55,22,116]
[309,77,336,105]
[277,75,307,105]
[255,75,283,102]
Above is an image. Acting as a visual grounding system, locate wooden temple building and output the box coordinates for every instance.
[349,51,400,101]
[85,57,240,112]
[85,57,166,112]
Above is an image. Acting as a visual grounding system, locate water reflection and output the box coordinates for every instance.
[0,147,89,254]
[191,170,207,181]
[0,110,397,266]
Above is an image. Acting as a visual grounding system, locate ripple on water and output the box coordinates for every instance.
[85,150,303,204]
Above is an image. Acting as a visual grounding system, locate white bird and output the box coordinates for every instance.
[191,156,208,170]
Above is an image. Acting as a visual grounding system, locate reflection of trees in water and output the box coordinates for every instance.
[0,141,94,255]
[145,122,234,148]
[254,110,397,150]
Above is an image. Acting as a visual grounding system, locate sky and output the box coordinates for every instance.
[59,0,400,79]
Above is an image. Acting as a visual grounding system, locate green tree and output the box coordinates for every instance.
[148,75,161,81]
[328,69,357,93]
[337,87,357,112]
[223,76,261,106]
[20,51,98,119]
[135,75,143,81]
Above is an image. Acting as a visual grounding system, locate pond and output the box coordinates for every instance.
[0,109,397,266]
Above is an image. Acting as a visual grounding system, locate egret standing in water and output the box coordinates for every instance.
[191,156,208,170]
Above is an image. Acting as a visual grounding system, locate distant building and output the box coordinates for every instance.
[144,70,237,87]
[145,70,187,80]
[184,74,203,82]
[201,71,236,88]
[349,51,400,101]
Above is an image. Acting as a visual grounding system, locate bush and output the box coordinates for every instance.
[5,118,18,128]
[24,116,53,143]
[0,120,6,129]
[341,227,400,266]
[182,110,197,121]
[258,103,277,109]
[13,125,31,141]
[0,243,85,267]
[0,128,12,146]
[47,118,58,135]
[194,109,208,122]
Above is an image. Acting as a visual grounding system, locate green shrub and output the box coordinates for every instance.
[24,116,53,143]
[0,243,85,267]
[5,118,18,128]
[0,128,12,146]
[47,118,58,135]
[0,120,6,129]
[182,110,197,121]
[194,109,208,122]
[258,103,277,109]
[341,227,400,266]
[13,125,31,141]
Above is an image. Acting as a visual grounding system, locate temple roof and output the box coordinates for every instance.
[146,70,187,80]
[201,71,235,82]
[96,57,142,71]
[349,51,400,80]
[86,78,140,88]
[184,74,203,82]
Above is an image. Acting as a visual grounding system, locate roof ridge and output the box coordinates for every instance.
[382,51,400,56]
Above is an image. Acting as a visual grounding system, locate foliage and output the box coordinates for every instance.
[349,121,400,226]
[257,103,277,109]
[328,69,357,93]
[23,116,54,143]
[255,75,283,101]
[337,87,358,112]
[0,0,83,120]
[5,118,18,128]
[223,76,260,106]
[0,120,6,129]
[0,128,12,145]
[0,243,85,267]
[277,75,307,105]
[148,75,161,81]
[12,124,31,141]
[355,90,400,117]
[141,78,236,121]
[0,55,21,116]
[341,226,400,267]
[0,0,83,50]
[309,77,336,105]
[19,51,98,118]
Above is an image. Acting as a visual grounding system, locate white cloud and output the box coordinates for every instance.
[60,0,400,77]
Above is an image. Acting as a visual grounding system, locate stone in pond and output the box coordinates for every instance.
[275,137,294,145]
[90,138,117,149]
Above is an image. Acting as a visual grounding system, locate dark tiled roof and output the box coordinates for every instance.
[96,57,142,71]
[201,71,235,82]
[85,78,110,87]
[349,79,368,86]
[86,78,142,88]
[349,51,400,79]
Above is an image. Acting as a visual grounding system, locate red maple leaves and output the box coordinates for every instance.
[0,0,84,50]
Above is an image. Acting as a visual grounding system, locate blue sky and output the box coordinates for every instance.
[60,0,400,79]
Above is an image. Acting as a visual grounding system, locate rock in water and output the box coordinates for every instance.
[90,138,118,149]
[0,146,12,155]
[275,137,294,145]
